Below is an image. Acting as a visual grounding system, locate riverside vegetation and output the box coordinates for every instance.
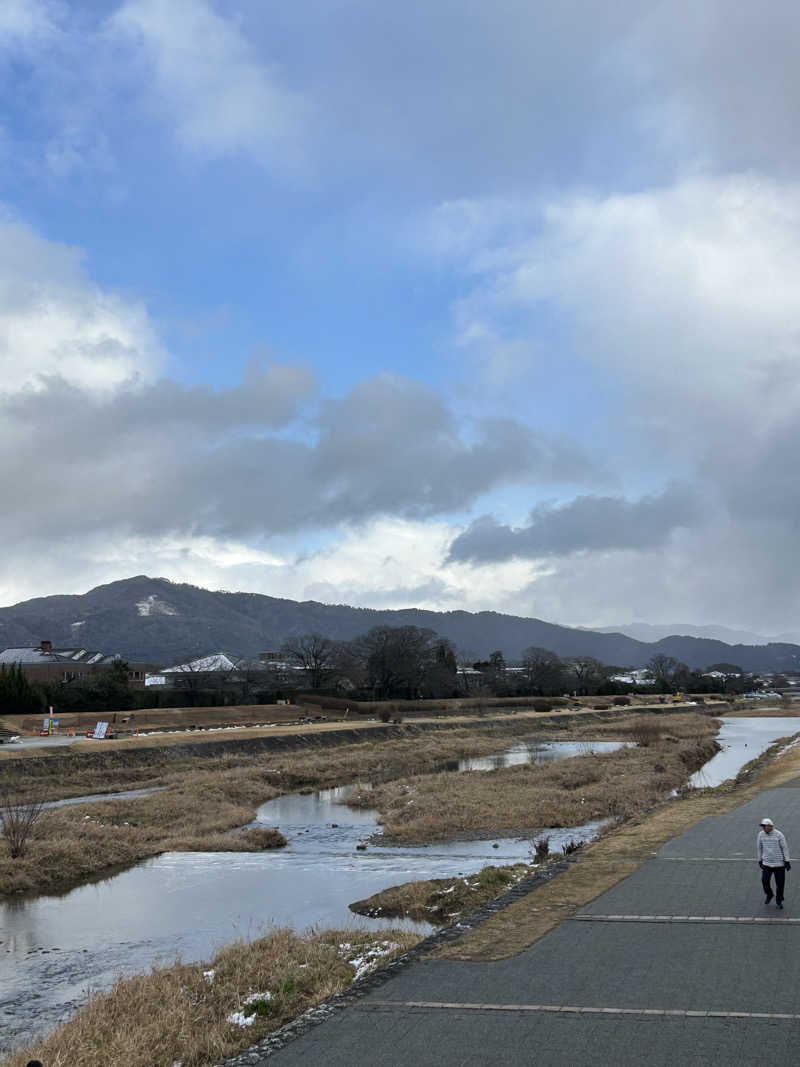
[3,709,721,1065]
[348,713,719,923]
[0,710,705,896]
[346,713,718,841]
[2,927,420,1067]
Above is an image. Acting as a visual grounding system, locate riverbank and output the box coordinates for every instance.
[1,709,710,897]
[1,927,421,1067]
[348,713,718,842]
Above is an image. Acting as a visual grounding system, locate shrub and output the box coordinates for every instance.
[533,700,552,713]
[379,709,392,723]
[612,696,631,706]
[1,787,46,859]
[592,703,610,710]
[530,836,550,863]
[630,721,662,747]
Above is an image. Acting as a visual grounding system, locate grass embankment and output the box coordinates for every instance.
[2,927,420,1067]
[348,713,718,843]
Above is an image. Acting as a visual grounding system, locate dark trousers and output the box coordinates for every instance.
[762,865,786,902]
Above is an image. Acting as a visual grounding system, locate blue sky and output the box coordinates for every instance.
[3,0,800,635]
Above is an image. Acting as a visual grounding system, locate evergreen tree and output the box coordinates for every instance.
[0,663,45,716]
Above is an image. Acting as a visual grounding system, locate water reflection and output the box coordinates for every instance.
[457,739,628,771]
[0,737,628,1046]
[689,717,800,788]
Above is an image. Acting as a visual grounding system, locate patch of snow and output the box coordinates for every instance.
[227,1010,256,1027]
[203,969,215,983]
[136,594,179,617]
[227,990,273,1026]
[339,940,400,981]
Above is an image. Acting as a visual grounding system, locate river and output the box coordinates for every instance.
[2,721,794,1049]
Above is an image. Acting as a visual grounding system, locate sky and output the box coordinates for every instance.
[2,0,800,634]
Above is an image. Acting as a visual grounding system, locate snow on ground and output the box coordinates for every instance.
[136,594,179,617]
[338,940,401,981]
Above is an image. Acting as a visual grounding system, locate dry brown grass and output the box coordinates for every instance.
[1,710,716,897]
[0,770,286,895]
[351,862,537,924]
[1,926,420,1067]
[351,714,718,842]
[435,725,800,962]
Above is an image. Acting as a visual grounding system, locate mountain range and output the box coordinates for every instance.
[593,622,800,646]
[1,575,799,674]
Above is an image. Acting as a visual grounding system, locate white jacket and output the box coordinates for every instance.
[757,829,790,867]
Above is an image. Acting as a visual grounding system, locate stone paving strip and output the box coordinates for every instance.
[574,913,800,923]
[658,856,755,861]
[363,1000,800,1020]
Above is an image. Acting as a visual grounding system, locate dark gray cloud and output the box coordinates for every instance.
[0,370,600,542]
[447,485,700,563]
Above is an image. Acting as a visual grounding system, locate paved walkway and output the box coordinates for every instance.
[257,783,800,1065]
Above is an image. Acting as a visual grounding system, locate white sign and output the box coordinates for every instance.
[92,721,109,739]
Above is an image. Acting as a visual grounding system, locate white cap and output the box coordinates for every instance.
[760,818,774,826]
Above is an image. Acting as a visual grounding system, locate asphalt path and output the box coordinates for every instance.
[249,783,800,1066]
[3,733,83,749]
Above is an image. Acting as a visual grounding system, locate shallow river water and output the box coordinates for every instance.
[2,723,794,1048]
[688,716,800,788]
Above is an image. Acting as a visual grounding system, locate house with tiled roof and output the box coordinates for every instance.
[0,640,149,687]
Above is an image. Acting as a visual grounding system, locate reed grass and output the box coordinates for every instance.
[1,927,420,1067]
[1,711,717,896]
[352,714,718,842]
[351,862,535,924]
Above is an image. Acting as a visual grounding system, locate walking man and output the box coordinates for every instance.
[758,817,791,909]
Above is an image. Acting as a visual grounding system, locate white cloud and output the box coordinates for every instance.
[0,216,163,392]
[435,176,800,434]
[110,0,307,166]
[0,518,544,620]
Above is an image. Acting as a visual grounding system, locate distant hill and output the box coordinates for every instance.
[593,622,800,646]
[1,575,799,673]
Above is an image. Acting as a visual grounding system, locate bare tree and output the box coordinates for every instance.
[521,646,565,695]
[646,654,679,692]
[347,625,439,699]
[1,787,46,859]
[565,656,608,695]
[280,633,339,689]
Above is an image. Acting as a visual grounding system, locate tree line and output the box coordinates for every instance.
[277,630,760,700]
[0,627,769,717]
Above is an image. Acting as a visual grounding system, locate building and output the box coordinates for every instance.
[0,640,150,688]
[146,651,305,689]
